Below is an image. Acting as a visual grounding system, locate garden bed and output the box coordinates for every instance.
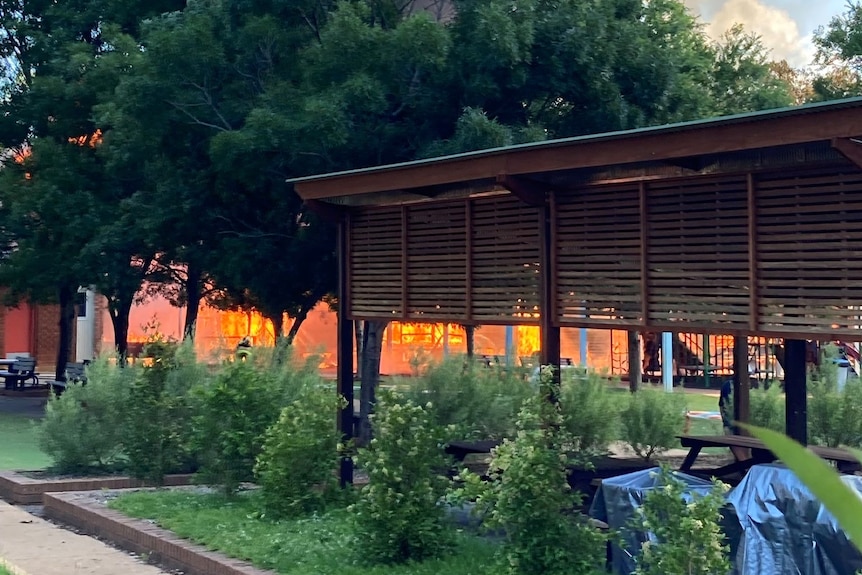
[0,470,194,505]
[44,488,500,575]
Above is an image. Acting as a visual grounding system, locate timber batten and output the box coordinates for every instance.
[297,98,862,340]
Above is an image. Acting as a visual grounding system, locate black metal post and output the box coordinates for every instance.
[785,339,807,445]
[538,203,560,380]
[733,335,750,432]
[337,220,354,485]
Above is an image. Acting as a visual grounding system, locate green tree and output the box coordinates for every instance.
[709,24,793,114]
[813,2,862,99]
[0,0,185,368]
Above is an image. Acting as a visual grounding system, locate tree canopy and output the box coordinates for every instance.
[0,0,801,366]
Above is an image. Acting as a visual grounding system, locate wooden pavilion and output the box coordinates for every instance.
[291,97,862,481]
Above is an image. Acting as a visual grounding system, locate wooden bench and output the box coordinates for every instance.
[0,358,39,390]
[678,434,862,477]
[50,362,88,394]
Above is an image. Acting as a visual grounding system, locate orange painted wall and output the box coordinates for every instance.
[3,303,32,354]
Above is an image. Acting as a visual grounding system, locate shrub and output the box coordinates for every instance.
[455,366,607,575]
[402,356,534,441]
[621,389,686,461]
[190,359,284,494]
[559,368,621,460]
[350,389,453,564]
[124,340,204,483]
[809,346,862,448]
[255,386,345,518]
[632,466,730,575]
[749,383,785,433]
[39,357,136,473]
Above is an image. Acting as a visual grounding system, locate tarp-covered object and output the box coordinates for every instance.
[589,467,717,574]
[726,463,862,575]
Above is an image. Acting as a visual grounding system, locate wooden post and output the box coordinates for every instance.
[337,219,354,486]
[785,339,808,445]
[733,335,750,433]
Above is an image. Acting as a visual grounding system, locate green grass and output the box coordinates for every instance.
[110,491,500,575]
[0,414,51,470]
[0,562,12,575]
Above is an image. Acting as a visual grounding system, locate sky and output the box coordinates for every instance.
[684,0,848,67]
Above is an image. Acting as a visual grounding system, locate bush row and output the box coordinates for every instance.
[39,340,333,499]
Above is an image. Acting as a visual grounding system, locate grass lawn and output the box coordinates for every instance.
[0,414,51,471]
[110,491,500,575]
[0,563,11,575]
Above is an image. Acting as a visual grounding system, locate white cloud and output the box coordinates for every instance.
[684,0,813,66]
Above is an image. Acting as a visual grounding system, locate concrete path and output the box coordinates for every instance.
[0,500,169,575]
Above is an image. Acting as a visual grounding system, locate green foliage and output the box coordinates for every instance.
[746,425,862,552]
[749,384,786,433]
[632,467,731,575]
[124,340,203,483]
[190,358,292,494]
[808,346,862,448]
[109,490,499,575]
[350,390,453,564]
[402,357,533,442]
[38,357,136,473]
[455,367,607,575]
[621,389,686,462]
[559,369,622,459]
[255,386,346,518]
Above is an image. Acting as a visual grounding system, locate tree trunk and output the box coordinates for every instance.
[285,309,308,346]
[358,320,387,446]
[465,325,475,357]
[627,330,641,393]
[270,312,285,344]
[55,284,76,383]
[182,264,202,340]
[107,294,134,360]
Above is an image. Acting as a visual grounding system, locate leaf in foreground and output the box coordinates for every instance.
[744,424,862,550]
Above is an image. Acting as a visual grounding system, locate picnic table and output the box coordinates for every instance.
[0,357,39,390]
[444,439,500,462]
[678,434,862,478]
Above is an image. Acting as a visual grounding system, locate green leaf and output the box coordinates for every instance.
[743,424,862,550]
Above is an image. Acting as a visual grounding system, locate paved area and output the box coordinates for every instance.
[0,396,46,419]
[0,500,171,575]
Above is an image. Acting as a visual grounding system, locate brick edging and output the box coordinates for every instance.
[44,492,276,575]
[0,471,195,505]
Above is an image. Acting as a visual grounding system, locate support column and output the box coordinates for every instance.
[627,331,641,392]
[733,335,750,432]
[785,339,808,445]
[539,203,560,374]
[662,332,674,392]
[579,327,588,366]
[337,220,354,485]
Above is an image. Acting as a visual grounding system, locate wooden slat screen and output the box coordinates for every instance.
[646,176,750,329]
[756,168,862,335]
[406,201,467,320]
[556,183,642,326]
[470,195,541,323]
[349,207,403,318]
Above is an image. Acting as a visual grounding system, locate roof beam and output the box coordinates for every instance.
[495,175,548,206]
[831,137,862,168]
[293,102,862,201]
